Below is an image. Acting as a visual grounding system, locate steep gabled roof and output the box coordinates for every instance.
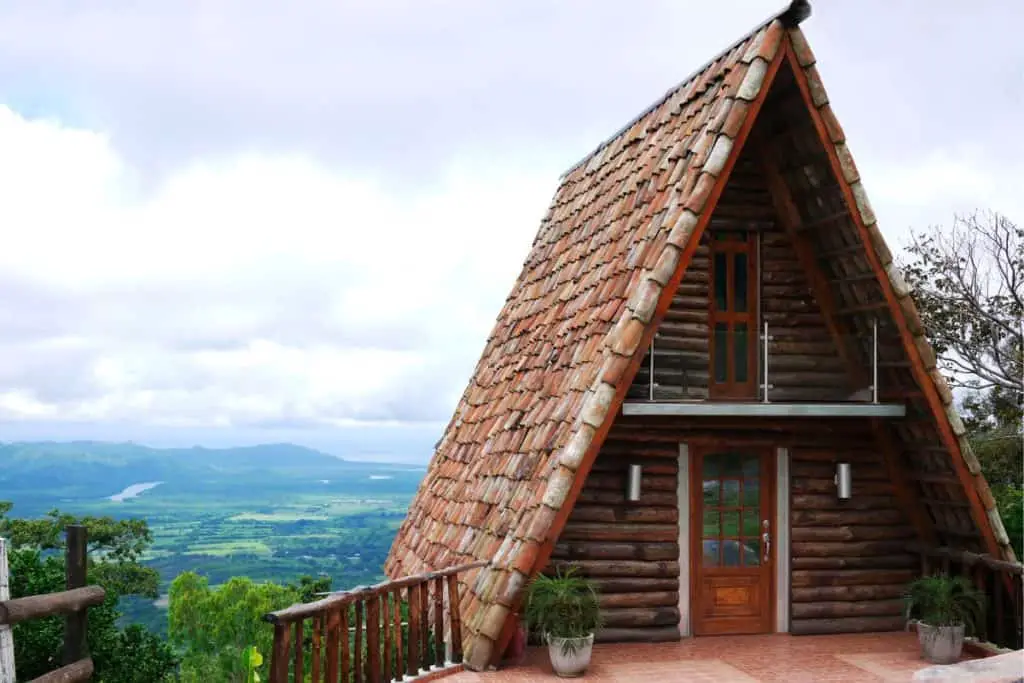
[385,0,1013,669]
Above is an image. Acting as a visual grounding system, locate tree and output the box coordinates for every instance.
[168,572,304,682]
[0,503,176,681]
[0,503,159,598]
[902,211,1022,393]
[6,545,176,682]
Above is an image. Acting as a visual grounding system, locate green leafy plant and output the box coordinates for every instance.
[241,645,263,683]
[523,566,601,656]
[904,574,986,633]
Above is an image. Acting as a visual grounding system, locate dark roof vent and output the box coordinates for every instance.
[780,0,812,27]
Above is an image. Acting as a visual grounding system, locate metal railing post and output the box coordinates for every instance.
[762,321,771,403]
[872,318,879,404]
[648,337,655,402]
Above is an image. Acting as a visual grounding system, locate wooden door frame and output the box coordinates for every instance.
[687,442,777,636]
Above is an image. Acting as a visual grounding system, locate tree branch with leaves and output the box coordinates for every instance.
[902,210,1022,393]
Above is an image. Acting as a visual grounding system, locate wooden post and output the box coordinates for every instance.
[0,538,16,682]
[432,577,444,667]
[271,623,291,683]
[63,525,87,666]
[407,585,420,677]
[293,619,304,683]
[311,615,322,683]
[366,595,380,683]
[447,574,463,662]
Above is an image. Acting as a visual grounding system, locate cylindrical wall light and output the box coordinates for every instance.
[835,462,852,500]
[626,464,643,502]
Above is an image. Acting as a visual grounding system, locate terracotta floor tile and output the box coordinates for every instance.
[442,632,959,682]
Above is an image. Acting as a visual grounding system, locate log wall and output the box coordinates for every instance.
[547,415,918,642]
[789,446,916,635]
[627,152,851,402]
[549,436,682,643]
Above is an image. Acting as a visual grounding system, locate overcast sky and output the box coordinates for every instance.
[0,1,1020,461]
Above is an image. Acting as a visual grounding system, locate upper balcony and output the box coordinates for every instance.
[623,320,908,418]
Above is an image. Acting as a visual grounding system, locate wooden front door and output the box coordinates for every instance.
[691,448,774,635]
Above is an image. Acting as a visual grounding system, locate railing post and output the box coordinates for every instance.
[762,321,771,403]
[447,574,462,663]
[63,525,87,666]
[271,623,291,683]
[871,318,879,403]
[648,337,655,401]
[0,538,15,682]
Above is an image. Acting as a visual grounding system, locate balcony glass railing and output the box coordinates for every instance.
[634,319,906,404]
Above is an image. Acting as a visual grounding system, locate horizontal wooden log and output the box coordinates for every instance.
[791,541,912,558]
[552,560,679,578]
[583,474,676,492]
[599,442,679,458]
[552,542,678,562]
[576,490,677,507]
[790,463,890,481]
[791,494,898,511]
[790,526,914,543]
[599,591,679,609]
[567,506,678,525]
[791,584,907,603]
[588,578,679,594]
[559,524,677,543]
[790,615,907,635]
[791,479,895,496]
[790,509,905,526]
[792,599,905,620]
[601,606,680,628]
[791,569,917,587]
[29,658,94,683]
[588,460,677,476]
[595,626,681,643]
[792,556,917,571]
[0,586,105,626]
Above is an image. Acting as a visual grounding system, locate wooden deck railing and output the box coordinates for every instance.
[0,526,107,683]
[264,561,487,683]
[910,542,1024,651]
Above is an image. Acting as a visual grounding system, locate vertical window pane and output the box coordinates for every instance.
[721,511,739,538]
[714,323,728,382]
[742,456,759,477]
[734,252,748,312]
[720,453,742,477]
[714,253,728,310]
[741,478,760,506]
[702,540,720,567]
[722,540,742,567]
[722,480,740,506]
[703,510,721,537]
[742,509,760,536]
[735,323,748,382]
[742,540,761,567]
[702,479,720,505]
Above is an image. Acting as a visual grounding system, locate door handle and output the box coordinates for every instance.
[762,519,771,563]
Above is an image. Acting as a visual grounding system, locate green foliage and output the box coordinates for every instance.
[168,572,304,682]
[0,504,159,598]
[6,548,176,682]
[993,485,1023,559]
[523,567,601,650]
[905,574,986,633]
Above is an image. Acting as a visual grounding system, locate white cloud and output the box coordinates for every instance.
[0,105,560,428]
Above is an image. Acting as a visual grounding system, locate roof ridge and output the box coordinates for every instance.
[560,0,811,180]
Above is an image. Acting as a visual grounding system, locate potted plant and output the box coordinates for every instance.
[523,566,602,677]
[904,574,986,664]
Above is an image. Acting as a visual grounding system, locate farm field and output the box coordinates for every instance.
[1,441,423,635]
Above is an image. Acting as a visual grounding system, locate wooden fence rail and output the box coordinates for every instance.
[910,542,1024,651]
[0,526,106,683]
[264,561,488,683]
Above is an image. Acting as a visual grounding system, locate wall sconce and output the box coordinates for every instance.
[835,462,852,500]
[626,464,643,502]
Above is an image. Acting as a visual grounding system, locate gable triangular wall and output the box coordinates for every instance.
[385,4,1012,669]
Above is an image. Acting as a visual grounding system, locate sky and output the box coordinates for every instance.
[0,1,1021,462]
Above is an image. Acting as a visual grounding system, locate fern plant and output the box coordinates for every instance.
[523,566,601,656]
[904,574,986,633]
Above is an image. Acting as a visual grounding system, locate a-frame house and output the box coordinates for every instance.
[385,0,1016,670]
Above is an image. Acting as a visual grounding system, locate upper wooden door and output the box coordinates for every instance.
[691,448,774,635]
[708,231,759,400]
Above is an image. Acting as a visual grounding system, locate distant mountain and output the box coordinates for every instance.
[0,440,408,505]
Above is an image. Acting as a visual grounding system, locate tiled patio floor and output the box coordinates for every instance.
[447,632,965,682]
